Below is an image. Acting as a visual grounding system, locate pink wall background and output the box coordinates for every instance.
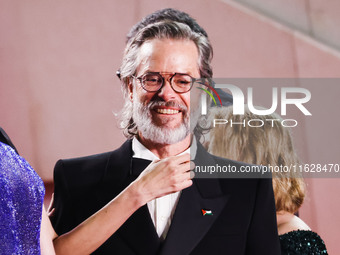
[1,0,339,253]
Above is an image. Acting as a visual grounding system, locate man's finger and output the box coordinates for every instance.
[171,153,191,164]
[190,161,195,170]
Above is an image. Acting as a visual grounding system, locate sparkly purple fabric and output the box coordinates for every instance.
[0,142,45,254]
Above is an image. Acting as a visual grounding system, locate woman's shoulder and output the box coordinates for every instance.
[279,230,328,255]
[277,213,310,235]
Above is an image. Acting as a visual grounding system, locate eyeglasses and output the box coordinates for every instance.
[132,72,196,93]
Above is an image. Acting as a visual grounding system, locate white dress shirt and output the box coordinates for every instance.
[132,137,197,241]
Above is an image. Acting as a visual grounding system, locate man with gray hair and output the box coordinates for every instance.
[52,9,280,254]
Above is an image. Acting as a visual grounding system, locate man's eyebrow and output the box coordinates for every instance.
[136,70,157,76]
[145,71,193,76]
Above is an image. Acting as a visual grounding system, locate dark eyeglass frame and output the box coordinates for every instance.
[132,72,197,93]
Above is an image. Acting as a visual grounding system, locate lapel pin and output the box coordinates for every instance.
[202,209,213,216]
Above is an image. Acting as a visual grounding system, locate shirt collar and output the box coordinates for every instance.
[132,136,197,161]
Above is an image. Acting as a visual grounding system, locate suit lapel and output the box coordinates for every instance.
[94,140,133,209]
[118,205,161,254]
[95,140,160,254]
[117,157,161,254]
[159,144,230,255]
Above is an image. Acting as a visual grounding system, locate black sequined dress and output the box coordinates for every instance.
[280,230,328,255]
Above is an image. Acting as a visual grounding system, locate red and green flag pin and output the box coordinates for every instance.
[201,209,213,216]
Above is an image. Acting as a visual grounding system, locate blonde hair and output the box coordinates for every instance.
[208,106,305,213]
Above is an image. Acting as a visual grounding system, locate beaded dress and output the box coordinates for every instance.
[280,230,328,255]
[0,142,45,254]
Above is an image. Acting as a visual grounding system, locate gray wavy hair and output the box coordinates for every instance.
[119,20,213,138]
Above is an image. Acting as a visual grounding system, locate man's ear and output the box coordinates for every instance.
[127,78,133,101]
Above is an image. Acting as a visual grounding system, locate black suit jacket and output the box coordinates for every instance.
[52,140,280,254]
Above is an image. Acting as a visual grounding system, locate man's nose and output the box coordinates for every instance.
[157,80,177,101]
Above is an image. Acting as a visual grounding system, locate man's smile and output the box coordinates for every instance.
[154,107,181,115]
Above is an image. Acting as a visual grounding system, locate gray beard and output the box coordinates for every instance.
[132,95,200,145]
